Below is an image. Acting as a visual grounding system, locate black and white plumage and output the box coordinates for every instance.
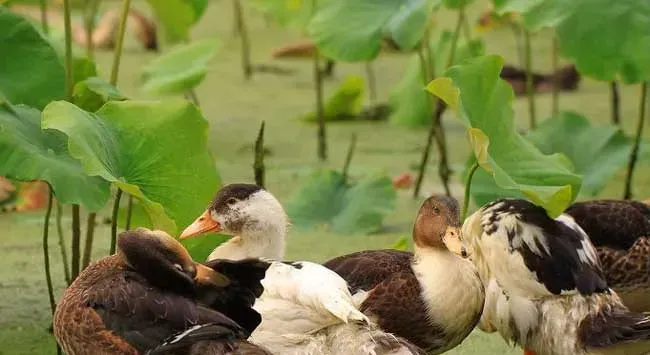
[464,199,650,355]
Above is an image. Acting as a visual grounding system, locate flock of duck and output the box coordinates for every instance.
[53,183,650,355]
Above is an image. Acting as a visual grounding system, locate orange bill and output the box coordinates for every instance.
[179,209,221,239]
[194,263,230,287]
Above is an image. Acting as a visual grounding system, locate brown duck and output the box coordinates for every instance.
[324,195,484,354]
[53,228,272,355]
[565,199,650,313]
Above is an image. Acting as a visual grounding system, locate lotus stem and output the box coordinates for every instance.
[234,0,253,79]
[413,7,463,198]
[81,212,96,270]
[110,189,123,254]
[39,0,49,34]
[253,121,266,188]
[70,205,81,280]
[83,0,101,60]
[55,202,71,285]
[365,62,377,104]
[62,0,74,99]
[524,29,536,129]
[611,82,621,125]
[110,0,132,86]
[313,50,327,161]
[42,187,60,355]
[551,36,559,116]
[341,133,357,183]
[623,82,648,199]
[185,90,201,107]
[462,162,479,221]
[124,195,133,230]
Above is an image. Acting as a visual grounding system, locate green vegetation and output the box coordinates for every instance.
[1,0,649,354]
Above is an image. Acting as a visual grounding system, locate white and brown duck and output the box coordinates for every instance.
[324,195,485,354]
[463,198,650,355]
[180,184,423,355]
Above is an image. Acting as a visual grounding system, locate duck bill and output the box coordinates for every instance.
[194,263,230,287]
[179,210,221,240]
[442,226,470,258]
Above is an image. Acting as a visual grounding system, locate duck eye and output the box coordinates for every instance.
[173,263,183,272]
[226,197,237,205]
[432,206,440,214]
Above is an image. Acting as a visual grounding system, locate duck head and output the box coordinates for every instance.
[180,184,287,239]
[413,195,468,258]
[117,228,230,293]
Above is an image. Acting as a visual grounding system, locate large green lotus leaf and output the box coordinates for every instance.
[145,0,203,43]
[308,0,437,61]
[428,55,582,217]
[0,102,110,210]
[303,75,364,122]
[285,169,395,234]
[494,0,650,82]
[390,33,484,127]
[41,100,221,234]
[141,39,220,96]
[73,77,127,112]
[0,8,64,109]
[527,112,632,197]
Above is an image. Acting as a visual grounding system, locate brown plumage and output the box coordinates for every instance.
[566,200,650,313]
[324,195,484,354]
[53,228,269,355]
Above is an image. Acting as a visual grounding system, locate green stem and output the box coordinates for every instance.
[185,90,201,107]
[551,36,559,116]
[313,50,327,161]
[110,189,123,254]
[81,212,96,270]
[365,62,377,104]
[524,29,536,130]
[124,195,133,230]
[623,82,648,200]
[62,0,74,99]
[42,188,60,355]
[611,81,621,125]
[70,205,81,281]
[234,0,253,79]
[55,202,71,285]
[462,162,479,221]
[413,7,463,198]
[341,133,357,183]
[83,0,101,60]
[39,0,49,34]
[109,0,132,86]
[253,121,266,188]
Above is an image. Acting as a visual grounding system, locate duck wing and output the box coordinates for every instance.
[87,270,248,353]
[466,199,608,298]
[358,270,444,351]
[323,250,413,293]
[198,258,271,334]
[566,200,650,250]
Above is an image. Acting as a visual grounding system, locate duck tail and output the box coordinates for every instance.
[328,322,427,355]
[579,301,650,348]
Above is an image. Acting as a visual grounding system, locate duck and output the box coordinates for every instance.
[462,198,650,355]
[180,183,425,355]
[565,200,650,313]
[323,195,485,354]
[53,227,271,355]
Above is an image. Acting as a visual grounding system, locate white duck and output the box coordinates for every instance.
[180,184,424,355]
[462,198,650,355]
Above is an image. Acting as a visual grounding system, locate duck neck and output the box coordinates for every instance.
[411,245,485,349]
[207,223,287,262]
